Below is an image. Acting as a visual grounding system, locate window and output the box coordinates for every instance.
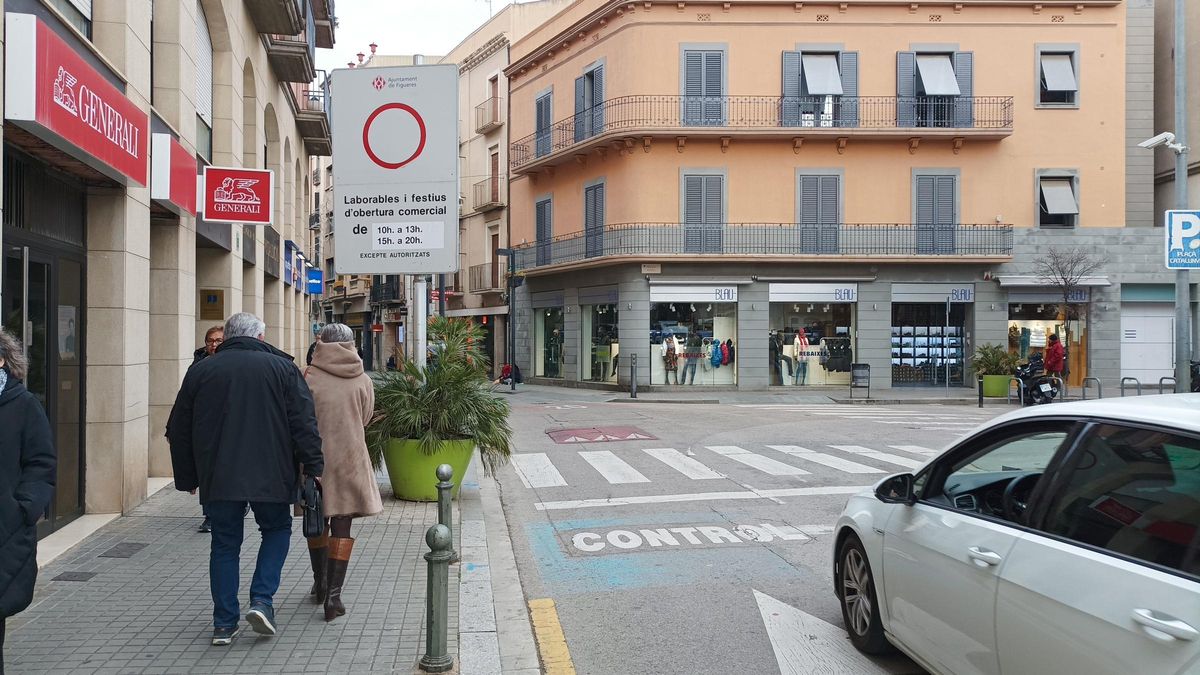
[1040,424,1200,578]
[796,173,840,253]
[1037,48,1079,107]
[584,181,605,258]
[930,425,1074,517]
[574,64,605,141]
[51,0,92,38]
[535,92,552,157]
[195,0,214,162]
[897,51,973,128]
[683,174,724,253]
[1037,172,1079,228]
[782,51,859,127]
[535,197,552,266]
[682,48,725,126]
[913,171,958,254]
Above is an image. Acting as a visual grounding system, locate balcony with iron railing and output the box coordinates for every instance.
[265,7,316,82]
[247,0,303,35]
[371,279,403,303]
[512,222,1013,272]
[311,0,335,48]
[469,263,501,293]
[511,95,1014,173]
[290,81,331,155]
[472,176,505,212]
[475,97,504,134]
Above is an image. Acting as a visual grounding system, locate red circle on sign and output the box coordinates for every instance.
[362,103,427,170]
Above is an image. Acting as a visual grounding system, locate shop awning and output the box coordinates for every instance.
[996,276,1111,287]
[916,54,961,96]
[1040,179,1079,215]
[1040,54,1078,92]
[801,54,843,96]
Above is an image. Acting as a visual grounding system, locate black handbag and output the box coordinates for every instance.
[299,476,324,539]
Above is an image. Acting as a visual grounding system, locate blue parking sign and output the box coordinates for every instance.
[1166,210,1200,269]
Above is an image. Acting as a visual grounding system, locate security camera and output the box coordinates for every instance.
[1138,132,1177,150]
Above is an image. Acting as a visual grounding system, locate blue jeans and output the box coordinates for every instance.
[207,501,292,629]
[682,358,699,384]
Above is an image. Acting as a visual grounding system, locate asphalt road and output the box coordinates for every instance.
[494,399,1010,675]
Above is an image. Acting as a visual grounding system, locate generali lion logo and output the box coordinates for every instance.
[213,177,261,205]
[53,66,79,117]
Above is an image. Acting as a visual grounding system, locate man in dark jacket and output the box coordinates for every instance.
[167,313,323,646]
[0,328,56,670]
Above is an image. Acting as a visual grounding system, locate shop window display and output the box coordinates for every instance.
[1007,303,1087,386]
[650,302,737,385]
[891,303,967,386]
[768,303,855,386]
[582,304,619,382]
[535,307,565,378]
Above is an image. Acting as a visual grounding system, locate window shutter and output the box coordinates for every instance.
[703,51,724,125]
[781,51,802,127]
[896,51,916,127]
[684,51,704,125]
[574,76,588,142]
[953,52,974,127]
[797,175,819,252]
[195,0,214,127]
[703,176,723,252]
[536,200,552,265]
[838,52,859,128]
[536,95,551,157]
[584,184,605,258]
[684,176,704,252]
[819,176,839,253]
[915,175,935,254]
[933,176,957,253]
[591,66,605,134]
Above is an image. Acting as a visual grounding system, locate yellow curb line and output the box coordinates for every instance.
[528,598,576,675]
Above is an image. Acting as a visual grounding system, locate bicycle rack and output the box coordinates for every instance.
[1120,377,1141,397]
[1082,377,1102,400]
[1049,376,1066,402]
[1007,377,1024,406]
[1159,376,1177,394]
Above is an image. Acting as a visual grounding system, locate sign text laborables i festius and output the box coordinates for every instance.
[331,64,459,275]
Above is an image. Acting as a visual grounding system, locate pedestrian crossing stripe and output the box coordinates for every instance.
[510,444,939,489]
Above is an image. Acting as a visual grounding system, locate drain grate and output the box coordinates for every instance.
[52,571,97,582]
[99,543,148,558]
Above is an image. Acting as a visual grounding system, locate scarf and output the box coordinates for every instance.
[0,367,8,394]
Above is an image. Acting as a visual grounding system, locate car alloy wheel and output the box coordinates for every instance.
[837,535,891,654]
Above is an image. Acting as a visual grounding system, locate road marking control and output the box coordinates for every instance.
[528,598,576,675]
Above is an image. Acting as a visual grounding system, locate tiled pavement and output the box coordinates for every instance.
[6,479,458,674]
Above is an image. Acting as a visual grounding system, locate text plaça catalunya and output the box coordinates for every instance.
[568,523,829,554]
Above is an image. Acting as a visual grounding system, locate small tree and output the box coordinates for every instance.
[1031,246,1103,378]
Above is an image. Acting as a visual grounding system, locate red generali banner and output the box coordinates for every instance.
[202,166,274,225]
[151,133,197,216]
[4,13,149,186]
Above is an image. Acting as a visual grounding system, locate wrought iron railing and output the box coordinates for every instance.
[469,263,499,292]
[308,213,320,229]
[472,177,504,211]
[371,279,402,303]
[512,222,1013,270]
[475,97,504,133]
[511,95,1014,169]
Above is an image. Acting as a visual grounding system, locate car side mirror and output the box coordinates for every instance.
[875,474,916,505]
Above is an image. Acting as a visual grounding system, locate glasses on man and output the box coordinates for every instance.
[205,337,224,345]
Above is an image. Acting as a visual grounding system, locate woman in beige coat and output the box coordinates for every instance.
[304,323,381,622]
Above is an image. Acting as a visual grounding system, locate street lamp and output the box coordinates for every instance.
[1139,0,1192,393]
[495,247,519,392]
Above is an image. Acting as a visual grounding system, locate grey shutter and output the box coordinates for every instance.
[838,52,858,128]
[934,176,957,253]
[781,51,802,127]
[819,175,839,253]
[684,176,704,252]
[916,176,935,254]
[195,0,214,126]
[684,51,704,125]
[574,76,588,142]
[584,184,604,258]
[896,52,916,127]
[591,66,605,134]
[536,200,552,265]
[953,52,974,127]
[703,51,725,125]
[535,95,551,157]
[798,175,820,253]
[703,176,723,252]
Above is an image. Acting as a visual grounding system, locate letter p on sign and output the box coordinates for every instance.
[1169,212,1200,252]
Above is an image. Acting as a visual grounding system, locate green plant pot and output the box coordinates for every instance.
[382,438,476,502]
[981,374,1011,398]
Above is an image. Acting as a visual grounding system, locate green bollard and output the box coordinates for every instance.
[419,524,454,673]
[435,464,459,564]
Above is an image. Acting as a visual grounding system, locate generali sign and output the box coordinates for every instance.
[202,166,274,225]
[5,13,149,186]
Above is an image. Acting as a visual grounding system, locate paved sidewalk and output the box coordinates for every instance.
[6,474,478,674]
[501,382,1027,406]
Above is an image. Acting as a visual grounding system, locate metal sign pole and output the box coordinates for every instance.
[1174,0,1192,392]
[415,277,428,369]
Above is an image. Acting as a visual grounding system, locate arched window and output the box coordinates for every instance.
[195,0,214,162]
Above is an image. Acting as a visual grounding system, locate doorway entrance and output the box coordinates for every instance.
[3,240,86,536]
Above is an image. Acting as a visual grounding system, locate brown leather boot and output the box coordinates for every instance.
[307,533,328,604]
[324,537,354,621]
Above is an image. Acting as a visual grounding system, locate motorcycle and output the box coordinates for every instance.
[1014,353,1060,405]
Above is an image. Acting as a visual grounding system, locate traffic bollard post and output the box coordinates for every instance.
[419,524,454,673]
[435,464,458,564]
[977,376,984,409]
[631,353,638,399]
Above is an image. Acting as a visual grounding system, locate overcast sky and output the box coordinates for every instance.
[317,0,523,74]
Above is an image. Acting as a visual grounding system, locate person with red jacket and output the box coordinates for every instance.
[1044,333,1065,378]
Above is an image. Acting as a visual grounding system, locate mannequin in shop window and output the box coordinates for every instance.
[684,334,702,385]
[768,331,781,385]
[662,334,680,384]
[793,329,810,385]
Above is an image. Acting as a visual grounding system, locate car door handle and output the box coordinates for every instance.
[967,546,1003,567]
[1132,609,1200,642]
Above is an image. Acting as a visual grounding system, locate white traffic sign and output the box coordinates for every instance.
[330,64,459,274]
[1165,210,1200,269]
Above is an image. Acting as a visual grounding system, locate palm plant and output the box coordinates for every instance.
[366,316,512,476]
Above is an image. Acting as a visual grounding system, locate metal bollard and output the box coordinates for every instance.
[631,353,638,399]
[419,524,454,673]
[1159,376,1178,394]
[1082,377,1102,400]
[977,376,984,409]
[435,464,458,564]
[1121,377,1141,397]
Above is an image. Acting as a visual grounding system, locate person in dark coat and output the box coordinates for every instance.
[191,325,223,533]
[0,328,56,671]
[167,313,323,646]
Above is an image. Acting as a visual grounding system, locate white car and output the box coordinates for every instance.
[833,395,1200,675]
